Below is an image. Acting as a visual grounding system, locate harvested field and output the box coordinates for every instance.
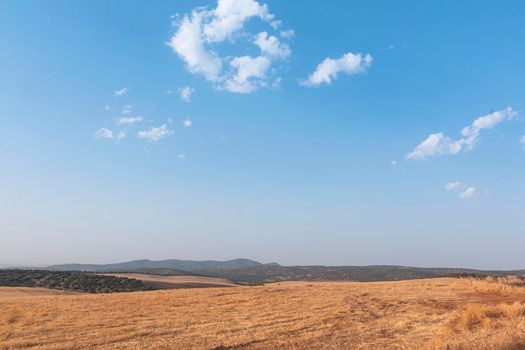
[0,287,77,298]
[1,278,525,349]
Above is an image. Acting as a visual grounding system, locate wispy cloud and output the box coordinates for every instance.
[137,124,174,142]
[407,107,517,160]
[168,0,290,93]
[520,135,525,151]
[93,128,126,141]
[302,52,372,87]
[178,154,187,160]
[117,116,143,125]
[445,181,461,190]
[182,117,192,128]
[114,87,129,97]
[178,86,195,102]
[459,186,480,199]
[279,29,295,40]
[121,105,132,115]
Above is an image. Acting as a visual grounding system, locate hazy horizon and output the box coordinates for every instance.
[1,0,524,270]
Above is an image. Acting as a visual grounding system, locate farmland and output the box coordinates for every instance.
[1,277,525,349]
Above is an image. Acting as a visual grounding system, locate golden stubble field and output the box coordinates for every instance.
[1,278,525,350]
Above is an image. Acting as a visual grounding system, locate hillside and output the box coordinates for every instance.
[102,273,236,289]
[0,270,150,293]
[44,259,525,285]
[47,258,263,272]
[2,277,525,349]
[194,264,525,284]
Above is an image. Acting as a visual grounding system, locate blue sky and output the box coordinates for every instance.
[1,0,524,268]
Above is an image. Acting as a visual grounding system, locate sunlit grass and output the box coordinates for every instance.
[1,278,525,349]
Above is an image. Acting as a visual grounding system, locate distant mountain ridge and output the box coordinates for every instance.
[44,259,525,284]
[47,258,264,272]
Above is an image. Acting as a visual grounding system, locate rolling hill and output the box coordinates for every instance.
[47,258,263,272]
[41,259,525,285]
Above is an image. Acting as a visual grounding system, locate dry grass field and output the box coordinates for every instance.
[101,273,236,289]
[0,287,76,298]
[1,277,525,349]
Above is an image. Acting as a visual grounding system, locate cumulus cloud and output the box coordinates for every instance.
[445,182,461,190]
[182,117,192,128]
[117,116,143,125]
[178,86,195,102]
[93,128,125,141]
[168,0,290,93]
[169,10,223,80]
[254,32,290,59]
[407,107,517,160]
[223,55,271,93]
[203,0,273,42]
[302,52,372,87]
[114,87,129,97]
[137,124,174,141]
[459,186,479,199]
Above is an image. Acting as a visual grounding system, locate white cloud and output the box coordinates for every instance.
[117,116,143,125]
[169,9,223,81]
[182,117,192,128]
[114,87,129,97]
[270,19,281,30]
[254,32,290,59]
[302,52,372,87]
[203,0,273,42]
[460,107,517,150]
[93,128,125,141]
[178,86,195,102]
[406,133,462,160]
[520,135,525,151]
[445,181,461,190]
[390,160,397,166]
[459,186,479,199]
[222,55,271,93]
[168,0,289,93]
[279,29,295,39]
[104,105,110,111]
[407,107,517,160]
[137,124,174,142]
[94,128,113,139]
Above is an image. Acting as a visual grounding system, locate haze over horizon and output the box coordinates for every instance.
[1,0,524,270]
